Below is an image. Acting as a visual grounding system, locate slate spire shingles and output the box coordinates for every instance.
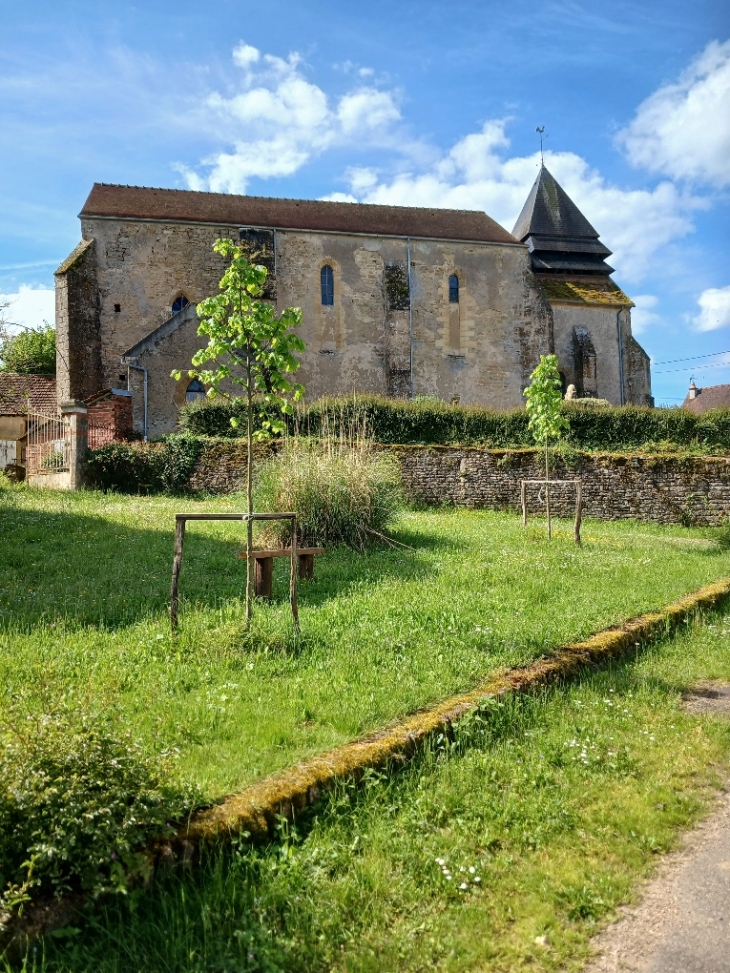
[512,166,614,276]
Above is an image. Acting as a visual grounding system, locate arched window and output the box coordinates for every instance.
[321,265,334,306]
[448,274,459,304]
[185,379,205,403]
[172,294,191,316]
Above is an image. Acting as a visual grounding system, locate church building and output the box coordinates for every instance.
[55,166,651,438]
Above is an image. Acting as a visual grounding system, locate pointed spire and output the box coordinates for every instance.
[512,166,614,276]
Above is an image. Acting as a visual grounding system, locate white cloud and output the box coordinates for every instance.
[630,295,662,336]
[693,285,730,331]
[0,285,55,332]
[345,122,700,284]
[179,44,714,288]
[180,42,402,194]
[617,39,730,187]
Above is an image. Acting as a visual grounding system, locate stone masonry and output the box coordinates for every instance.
[185,441,730,527]
[56,184,652,439]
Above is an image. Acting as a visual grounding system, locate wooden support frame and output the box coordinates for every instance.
[170,512,299,634]
[519,479,583,547]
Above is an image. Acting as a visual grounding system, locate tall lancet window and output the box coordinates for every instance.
[321,265,334,306]
[449,274,459,303]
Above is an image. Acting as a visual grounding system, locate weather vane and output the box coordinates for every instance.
[536,126,546,165]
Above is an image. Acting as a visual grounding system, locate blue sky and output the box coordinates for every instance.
[1,0,729,404]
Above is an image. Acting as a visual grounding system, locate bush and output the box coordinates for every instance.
[179,395,730,454]
[254,435,403,550]
[0,696,196,917]
[85,434,202,493]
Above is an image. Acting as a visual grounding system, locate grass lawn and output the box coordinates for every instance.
[17,602,730,972]
[1,482,728,800]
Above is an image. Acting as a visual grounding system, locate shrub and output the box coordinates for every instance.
[254,434,403,550]
[0,696,196,918]
[85,434,202,493]
[180,394,730,454]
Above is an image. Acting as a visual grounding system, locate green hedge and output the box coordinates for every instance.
[179,396,730,454]
[85,434,203,493]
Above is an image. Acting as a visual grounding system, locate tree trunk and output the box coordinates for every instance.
[246,354,254,623]
[545,435,552,540]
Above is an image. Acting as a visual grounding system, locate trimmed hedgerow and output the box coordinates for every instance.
[85,434,203,493]
[179,395,730,454]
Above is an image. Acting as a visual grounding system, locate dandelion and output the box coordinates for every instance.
[460,882,468,890]
[469,866,476,874]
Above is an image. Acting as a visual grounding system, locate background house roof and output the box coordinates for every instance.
[681,383,730,414]
[80,184,519,245]
[0,374,57,415]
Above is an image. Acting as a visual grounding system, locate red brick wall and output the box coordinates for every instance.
[88,394,133,448]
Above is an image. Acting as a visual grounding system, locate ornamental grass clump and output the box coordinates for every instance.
[254,427,403,551]
[0,695,196,921]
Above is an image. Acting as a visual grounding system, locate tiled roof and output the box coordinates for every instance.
[682,384,730,414]
[79,184,519,245]
[0,374,57,415]
[538,277,633,307]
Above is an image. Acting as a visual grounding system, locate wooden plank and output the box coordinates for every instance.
[238,548,325,559]
[175,512,296,523]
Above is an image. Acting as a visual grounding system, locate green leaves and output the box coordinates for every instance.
[0,323,56,375]
[172,238,305,441]
[524,355,569,447]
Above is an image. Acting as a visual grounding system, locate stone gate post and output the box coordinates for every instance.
[59,400,88,490]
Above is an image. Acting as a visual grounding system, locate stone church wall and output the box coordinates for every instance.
[55,239,104,402]
[64,217,554,435]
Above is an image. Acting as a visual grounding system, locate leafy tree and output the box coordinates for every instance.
[173,238,305,622]
[0,323,56,374]
[524,354,569,538]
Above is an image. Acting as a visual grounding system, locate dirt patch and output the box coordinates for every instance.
[681,682,730,717]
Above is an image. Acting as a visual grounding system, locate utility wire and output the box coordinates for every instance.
[654,361,730,375]
[652,349,730,366]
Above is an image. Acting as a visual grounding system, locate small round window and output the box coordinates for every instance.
[185,379,205,403]
[172,294,191,315]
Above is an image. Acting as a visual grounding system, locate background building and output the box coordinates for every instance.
[56,170,651,437]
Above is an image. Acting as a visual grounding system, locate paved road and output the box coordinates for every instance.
[584,789,730,973]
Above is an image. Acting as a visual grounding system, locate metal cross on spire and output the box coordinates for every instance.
[536,126,546,165]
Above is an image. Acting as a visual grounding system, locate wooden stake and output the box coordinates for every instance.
[574,482,583,547]
[290,515,300,634]
[170,517,186,634]
[521,480,527,527]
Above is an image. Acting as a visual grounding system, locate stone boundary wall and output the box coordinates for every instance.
[186,440,730,526]
[393,446,730,526]
[187,439,274,494]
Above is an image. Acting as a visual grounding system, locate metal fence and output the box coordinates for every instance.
[26,410,71,474]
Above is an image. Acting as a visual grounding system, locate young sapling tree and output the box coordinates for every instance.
[524,354,569,539]
[172,237,305,622]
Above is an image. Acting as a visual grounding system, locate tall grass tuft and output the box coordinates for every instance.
[254,416,403,550]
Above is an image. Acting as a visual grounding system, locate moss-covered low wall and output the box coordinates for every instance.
[187,440,730,526]
[393,446,730,526]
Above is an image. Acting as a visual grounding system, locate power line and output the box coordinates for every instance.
[654,360,730,375]
[652,349,730,366]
